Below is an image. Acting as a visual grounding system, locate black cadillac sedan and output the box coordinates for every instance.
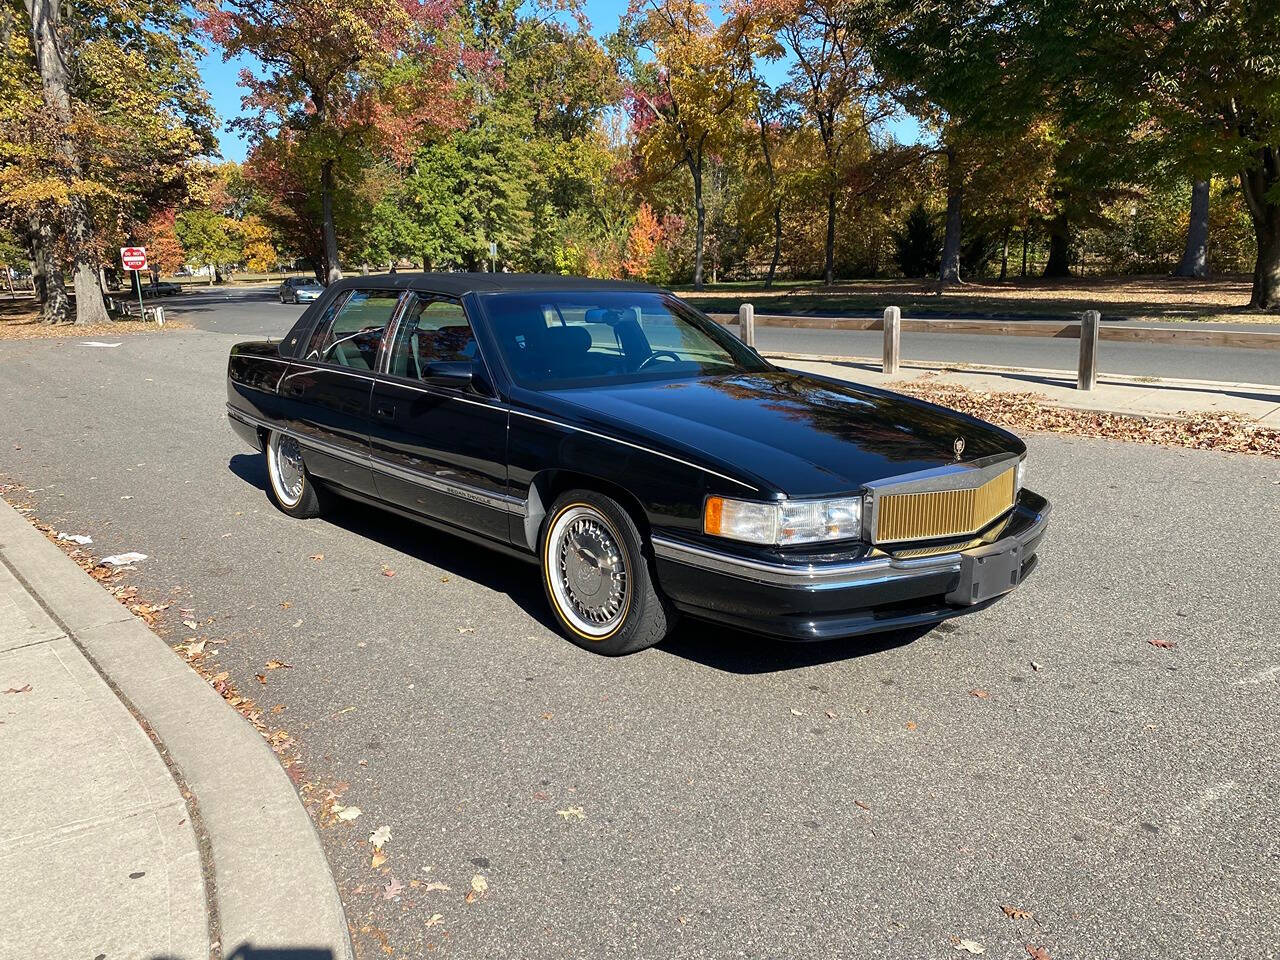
[226,274,1050,655]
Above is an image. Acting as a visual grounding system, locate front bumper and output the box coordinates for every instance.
[652,490,1050,641]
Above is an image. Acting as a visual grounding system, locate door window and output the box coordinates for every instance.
[387,296,478,380]
[305,290,402,371]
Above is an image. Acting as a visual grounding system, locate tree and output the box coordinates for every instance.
[764,0,888,285]
[618,0,753,289]
[892,202,940,277]
[136,210,186,282]
[202,0,471,283]
[176,208,240,283]
[1175,180,1210,278]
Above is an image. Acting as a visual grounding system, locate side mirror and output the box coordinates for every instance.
[422,360,473,389]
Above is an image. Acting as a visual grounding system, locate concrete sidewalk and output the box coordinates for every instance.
[0,497,352,960]
[771,352,1280,424]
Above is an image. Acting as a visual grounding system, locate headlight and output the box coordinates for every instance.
[704,495,863,546]
[1015,457,1026,492]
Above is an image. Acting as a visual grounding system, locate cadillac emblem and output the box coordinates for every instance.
[953,436,965,461]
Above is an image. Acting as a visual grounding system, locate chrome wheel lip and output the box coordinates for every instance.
[268,432,305,508]
[547,505,630,639]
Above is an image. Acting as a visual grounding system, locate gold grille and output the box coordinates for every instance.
[875,468,1016,544]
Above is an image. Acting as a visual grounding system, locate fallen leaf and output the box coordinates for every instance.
[825,710,837,719]
[789,707,803,716]
[291,618,303,628]
[854,800,870,811]
[3,684,32,694]
[182,619,199,630]
[255,674,267,685]
[265,659,292,670]
[422,881,450,892]
[310,553,324,561]
[381,567,395,578]
[471,873,488,894]
[271,704,286,715]
[369,825,392,850]
[1148,638,1177,649]
[541,712,553,720]
[335,805,362,822]
[382,877,404,900]
[370,849,388,869]
[458,626,474,634]
[905,721,917,731]
[556,806,585,821]
[970,689,990,699]
[953,939,985,955]
[425,913,444,928]
[1030,661,1043,672]
[1025,947,1050,960]
[1002,905,1034,920]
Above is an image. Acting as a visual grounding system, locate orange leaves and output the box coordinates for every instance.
[1148,638,1177,650]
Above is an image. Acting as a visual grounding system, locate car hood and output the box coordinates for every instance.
[542,370,1024,497]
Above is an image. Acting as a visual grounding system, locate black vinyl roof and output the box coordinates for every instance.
[327,272,664,297]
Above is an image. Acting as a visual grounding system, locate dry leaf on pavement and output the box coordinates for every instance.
[905,721,917,730]
[182,619,199,630]
[970,689,990,699]
[382,877,404,900]
[1002,905,1034,920]
[557,806,585,821]
[333,804,362,821]
[371,849,388,869]
[310,554,324,561]
[1148,638,1177,649]
[381,566,395,577]
[369,825,392,850]
[1025,946,1050,960]
[953,939,985,954]
[3,684,32,694]
[425,913,444,928]
[423,881,450,892]
[265,658,292,670]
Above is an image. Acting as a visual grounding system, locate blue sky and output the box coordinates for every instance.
[198,0,919,163]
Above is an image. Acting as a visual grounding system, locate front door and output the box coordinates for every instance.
[278,288,403,497]
[368,294,513,542]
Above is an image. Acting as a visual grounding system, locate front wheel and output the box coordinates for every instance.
[265,430,324,518]
[540,491,676,656]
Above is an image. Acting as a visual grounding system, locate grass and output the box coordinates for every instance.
[676,274,1276,324]
[0,298,184,340]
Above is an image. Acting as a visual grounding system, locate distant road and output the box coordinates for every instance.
[168,286,1280,385]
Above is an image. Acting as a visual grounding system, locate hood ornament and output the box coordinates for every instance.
[952,436,965,461]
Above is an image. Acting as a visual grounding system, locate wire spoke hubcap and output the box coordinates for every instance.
[271,434,305,506]
[549,508,629,637]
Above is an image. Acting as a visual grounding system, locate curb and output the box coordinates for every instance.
[0,497,353,960]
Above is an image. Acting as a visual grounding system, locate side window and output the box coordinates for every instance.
[305,290,402,371]
[388,296,477,380]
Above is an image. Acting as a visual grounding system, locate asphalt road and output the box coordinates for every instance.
[2,303,1278,959]
[172,286,1280,384]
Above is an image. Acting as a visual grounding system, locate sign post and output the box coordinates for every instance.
[120,246,148,320]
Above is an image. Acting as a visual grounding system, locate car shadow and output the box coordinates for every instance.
[228,452,934,669]
[655,620,932,674]
[227,454,555,630]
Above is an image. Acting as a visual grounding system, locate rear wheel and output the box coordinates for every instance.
[265,430,323,518]
[540,490,676,656]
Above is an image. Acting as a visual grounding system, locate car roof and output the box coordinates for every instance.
[326,272,664,298]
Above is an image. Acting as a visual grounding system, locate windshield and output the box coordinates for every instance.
[478,291,770,389]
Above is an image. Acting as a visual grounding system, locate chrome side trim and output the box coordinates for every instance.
[650,534,961,589]
[370,454,526,515]
[509,409,757,492]
[224,404,526,515]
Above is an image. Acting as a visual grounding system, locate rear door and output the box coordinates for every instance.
[278,288,404,497]
[368,294,513,542]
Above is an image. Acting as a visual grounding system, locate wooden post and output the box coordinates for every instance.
[883,306,901,375]
[1078,309,1100,390]
[739,302,755,347]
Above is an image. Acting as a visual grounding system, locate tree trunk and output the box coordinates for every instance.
[765,203,782,289]
[823,189,836,285]
[1021,228,1029,278]
[23,0,110,325]
[999,223,1010,281]
[1175,179,1210,278]
[939,147,963,285]
[690,158,706,290]
[29,214,69,321]
[320,159,342,284]
[1043,214,1071,277]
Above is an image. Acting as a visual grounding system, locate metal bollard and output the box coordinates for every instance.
[739,302,755,347]
[883,306,901,375]
[1078,309,1099,390]
[153,306,165,327]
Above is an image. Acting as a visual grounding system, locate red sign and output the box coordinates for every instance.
[120,246,148,271]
